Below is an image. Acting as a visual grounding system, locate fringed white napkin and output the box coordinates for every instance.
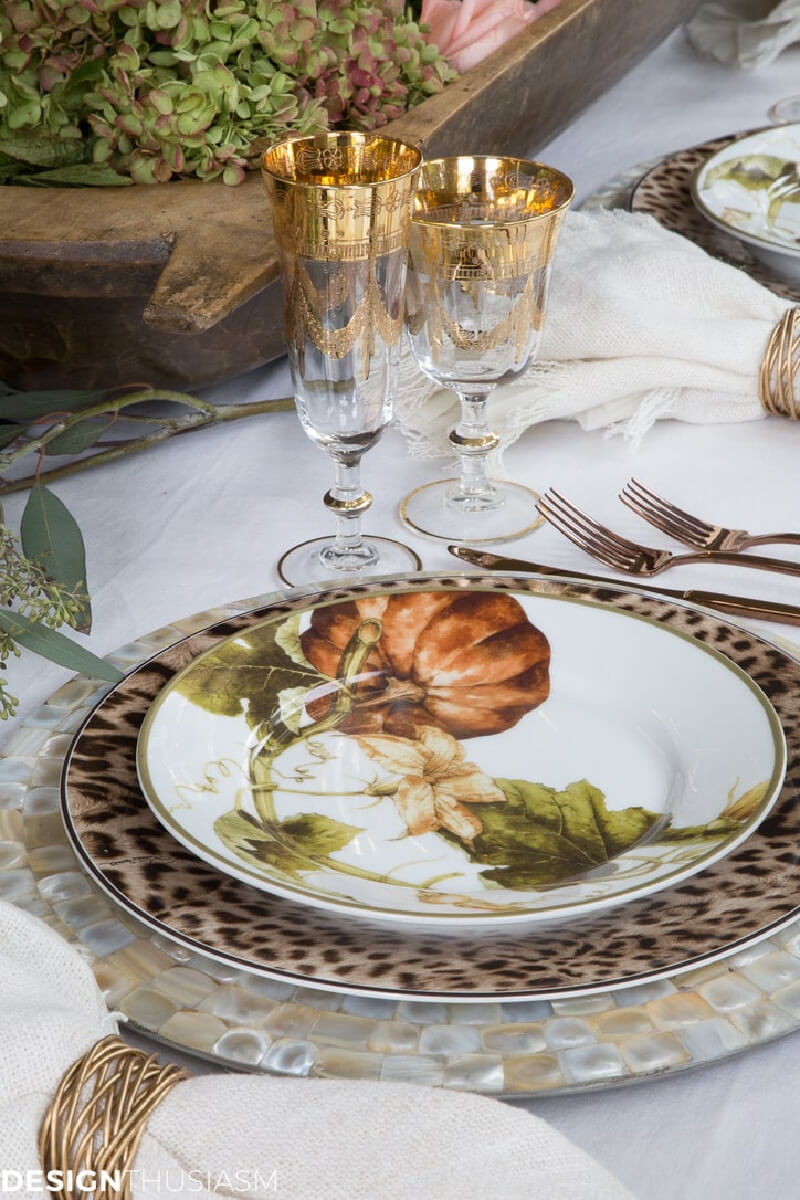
[686,0,800,68]
[393,209,791,459]
[0,900,634,1200]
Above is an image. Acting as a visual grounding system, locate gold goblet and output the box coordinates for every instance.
[262,132,422,586]
[399,156,573,543]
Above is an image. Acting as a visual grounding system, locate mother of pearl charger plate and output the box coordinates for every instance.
[61,574,800,1004]
[135,578,784,929]
[3,582,800,1095]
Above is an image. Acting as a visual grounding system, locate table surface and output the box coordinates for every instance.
[6,24,800,1200]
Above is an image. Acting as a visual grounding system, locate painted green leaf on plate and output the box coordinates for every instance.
[453,778,662,889]
[655,819,741,842]
[448,777,749,890]
[214,808,361,881]
[280,812,363,856]
[175,623,329,733]
[273,614,315,670]
[215,810,310,878]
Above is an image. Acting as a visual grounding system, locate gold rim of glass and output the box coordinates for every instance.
[261,130,422,190]
[411,155,574,227]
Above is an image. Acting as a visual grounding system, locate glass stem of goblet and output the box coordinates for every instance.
[325,455,373,560]
[449,391,501,511]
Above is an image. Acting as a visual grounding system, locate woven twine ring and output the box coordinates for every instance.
[761,307,800,420]
[39,1036,189,1200]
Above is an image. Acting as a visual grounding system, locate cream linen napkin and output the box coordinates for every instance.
[393,209,791,459]
[686,0,800,68]
[0,900,634,1200]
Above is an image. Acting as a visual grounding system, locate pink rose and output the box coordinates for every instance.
[421,0,563,74]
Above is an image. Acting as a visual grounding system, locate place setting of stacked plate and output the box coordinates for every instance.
[11,565,798,1096]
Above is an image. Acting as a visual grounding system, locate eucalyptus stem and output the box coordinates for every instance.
[0,389,216,465]
[0,391,294,495]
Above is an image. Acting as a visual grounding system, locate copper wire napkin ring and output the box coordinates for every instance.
[761,307,800,420]
[39,1035,189,1200]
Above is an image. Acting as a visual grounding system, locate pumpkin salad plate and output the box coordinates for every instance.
[136,579,786,930]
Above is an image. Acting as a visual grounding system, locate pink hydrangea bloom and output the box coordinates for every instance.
[422,0,563,73]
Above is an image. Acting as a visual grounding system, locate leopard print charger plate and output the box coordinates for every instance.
[629,130,800,304]
[62,574,800,1003]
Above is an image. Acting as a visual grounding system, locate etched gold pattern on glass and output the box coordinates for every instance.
[288,262,403,363]
[400,155,573,544]
[261,131,421,585]
[264,137,417,262]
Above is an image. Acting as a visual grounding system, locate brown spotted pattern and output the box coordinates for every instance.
[62,576,800,1001]
[630,131,800,304]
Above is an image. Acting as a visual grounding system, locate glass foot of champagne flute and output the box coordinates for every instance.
[262,131,422,586]
[399,155,573,543]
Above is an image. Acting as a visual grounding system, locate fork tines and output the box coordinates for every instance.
[536,489,642,565]
[619,479,712,543]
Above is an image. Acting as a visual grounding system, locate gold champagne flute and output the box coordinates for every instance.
[262,132,422,585]
[399,156,573,543]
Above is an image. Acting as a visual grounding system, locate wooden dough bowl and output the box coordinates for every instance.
[0,0,697,390]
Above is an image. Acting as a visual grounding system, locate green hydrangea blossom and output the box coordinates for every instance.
[0,1,455,186]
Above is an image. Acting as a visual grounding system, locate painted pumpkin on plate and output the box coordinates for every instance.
[301,589,550,739]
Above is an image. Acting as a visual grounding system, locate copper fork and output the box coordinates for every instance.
[619,479,800,552]
[536,489,800,579]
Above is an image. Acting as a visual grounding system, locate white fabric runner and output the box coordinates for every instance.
[394,209,790,459]
[0,901,633,1199]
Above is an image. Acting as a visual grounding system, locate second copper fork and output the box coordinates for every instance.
[620,479,800,552]
[536,490,800,580]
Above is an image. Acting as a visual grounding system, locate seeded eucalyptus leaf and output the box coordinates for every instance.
[0,424,22,450]
[21,483,92,632]
[44,419,104,456]
[0,386,103,421]
[0,610,121,683]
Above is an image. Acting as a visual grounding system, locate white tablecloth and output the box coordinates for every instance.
[5,24,800,1200]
